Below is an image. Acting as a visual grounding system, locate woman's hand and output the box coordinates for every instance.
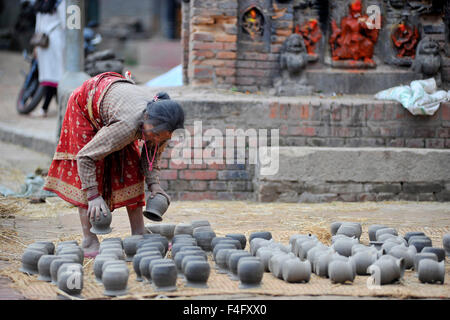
[88,196,109,221]
[150,183,171,203]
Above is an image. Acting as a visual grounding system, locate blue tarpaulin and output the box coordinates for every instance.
[145,65,183,87]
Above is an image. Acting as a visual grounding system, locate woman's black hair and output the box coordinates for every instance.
[144,92,185,133]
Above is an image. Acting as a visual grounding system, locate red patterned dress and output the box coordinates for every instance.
[43,72,163,211]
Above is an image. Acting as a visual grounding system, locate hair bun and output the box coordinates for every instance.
[153,92,170,102]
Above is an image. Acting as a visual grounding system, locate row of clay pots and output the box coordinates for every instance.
[331,222,362,240]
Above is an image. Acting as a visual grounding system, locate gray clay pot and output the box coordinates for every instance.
[238,259,264,289]
[193,226,214,234]
[269,253,296,279]
[27,242,52,255]
[89,206,112,235]
[418,259,445,284]
[250,238,271,256]
[20,249,47,274]
[228,251,252,280]
[102,237,123,247]
[297,239,320,260]
[414,252,438,271]
[93,254,119,283]
[173,234,195,242]
[175,250,206,272]
[369,257,404,285]
[57,263,83,282]
[249,231,272,243]
[404,232,426,243]
[57,268,83,297]
[306,244,331,268]
[50,258,76,284]
[211,237,229,249]
[421,247,445,262]
[289,234,317,248]
[58,253,81,265]
[181,255,207,275]
[100,248,124,261]
[174,223,193,236]
[330,222,343,236]
[55,243,79,255]
[139,256,165,282]
[328,260,355,284]
[388,244,416,269]
[99,243,122,253]
[184,260,210,288]
[137,242,165,256]
[148,259,175,281]
[133,252,161,282]
[226,234,247,250]
[159,223,176,240]
[349,251,378,275]
[58,247,84,263]
[58,240,78,247]
[282,258,311,283]
[213,238,241,251]
[332,238,359,257]
[193,229,216,252]
[215,249,236,274]
[443,234,450,257]
[368,225,388,241]
[145,223,161,234]
[101,260,128,276]
[369,241,384,250]
[314,251,334,277]
[191,220,211,229]
[143,193,169,222]
[336,223,362,240]
[256,248,274,272]
[171,243,200,258]
[375,228,398,241]
[123,235,143,261]
[151,263,178,291]
[33,241,55,255]
[213,243,237,261]
[102,266,129,296]
[138,237,168,252]
[409,236,432,253]
[293,235,318,256]
[37,255,61,281]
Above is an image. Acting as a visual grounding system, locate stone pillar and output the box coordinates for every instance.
[181,0,190,85]
[56,0,90,142]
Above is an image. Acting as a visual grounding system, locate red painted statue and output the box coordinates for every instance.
[295,19,322,56]
[391,22,420,58]
[329,0,380,63]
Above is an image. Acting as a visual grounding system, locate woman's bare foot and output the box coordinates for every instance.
[81,236,100,258]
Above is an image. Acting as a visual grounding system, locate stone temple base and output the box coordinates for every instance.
[305,66,418,94]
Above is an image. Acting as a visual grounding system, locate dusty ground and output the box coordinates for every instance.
[0,141,449,300]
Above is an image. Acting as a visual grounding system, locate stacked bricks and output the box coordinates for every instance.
[187,0,238,88]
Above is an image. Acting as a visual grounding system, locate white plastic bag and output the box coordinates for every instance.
[375,78,450,116]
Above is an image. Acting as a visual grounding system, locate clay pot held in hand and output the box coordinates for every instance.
[37,255,61,281]
[368,225,388,242]
[238,259,264,289]
[414,252,438,271]
[151,263,178,291]
[20,249,46,274]
[443,233,450,257]
[226,234,247,250]
[418,259,445,284]
[89,206,112,235]
[282,258,311,283]
[102,266,129,296]
[184,260,210,288]
[421,247,445,262]
[143,193,169,222]
[328,260,355,284]
[174,223,193,236]
[93,254,119,283]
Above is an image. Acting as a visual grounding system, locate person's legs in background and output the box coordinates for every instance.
[40,85,57,116]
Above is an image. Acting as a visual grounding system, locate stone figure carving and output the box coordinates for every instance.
[329,0,380,67]
[391,21,419,58]
[412,38,442,85]
[295,18,322,58]
[275,33,313,95]
[242,7,264,39]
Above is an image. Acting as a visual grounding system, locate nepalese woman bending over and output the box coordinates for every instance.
[43,72,185,257]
